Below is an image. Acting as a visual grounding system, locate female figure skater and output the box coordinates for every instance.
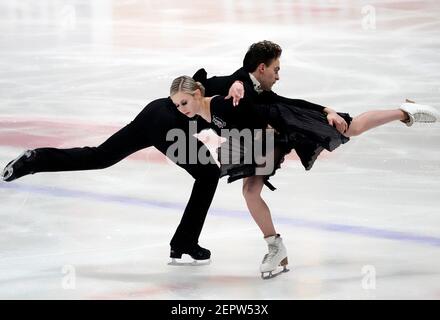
[2,94,222,264]
[170,74,439,278]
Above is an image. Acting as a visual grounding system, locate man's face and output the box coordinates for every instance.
[257,57,280,91]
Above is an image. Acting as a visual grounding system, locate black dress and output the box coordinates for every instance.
[206,95,353,190]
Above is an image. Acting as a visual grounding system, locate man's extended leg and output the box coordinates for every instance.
[2,115,152,181]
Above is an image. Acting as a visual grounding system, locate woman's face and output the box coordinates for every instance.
[171,91,200,118]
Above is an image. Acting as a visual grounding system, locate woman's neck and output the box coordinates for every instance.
[198,97,212,122]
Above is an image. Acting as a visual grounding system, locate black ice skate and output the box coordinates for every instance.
[2,150,37,182]
[168,244,211,266]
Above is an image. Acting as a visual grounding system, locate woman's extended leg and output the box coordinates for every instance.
[344,109,407,137]
[344,100,440,137]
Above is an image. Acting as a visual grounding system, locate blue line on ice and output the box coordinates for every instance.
[2,182,440,247]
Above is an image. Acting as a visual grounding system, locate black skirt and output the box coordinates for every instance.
[217,103,353,190]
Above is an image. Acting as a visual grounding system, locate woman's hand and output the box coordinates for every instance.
[324,107,348,134]
[225,81,244,106]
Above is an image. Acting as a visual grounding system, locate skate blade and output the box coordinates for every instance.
[168,258,211,266]
[261,265,290,280]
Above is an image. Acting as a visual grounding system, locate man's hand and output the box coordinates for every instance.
[225,81,244,106]
[324,107,348,134]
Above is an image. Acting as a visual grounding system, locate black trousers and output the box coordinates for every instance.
[29,98,220,250]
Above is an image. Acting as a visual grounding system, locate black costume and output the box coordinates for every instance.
[194,68,353,190]
[6,97,220,256]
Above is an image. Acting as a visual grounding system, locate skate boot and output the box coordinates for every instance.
[400,99,440,127]
[2,150,37,182]
[260,234,289,279]
[168,244,211,266]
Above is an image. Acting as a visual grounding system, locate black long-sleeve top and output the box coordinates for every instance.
[192,67,326,113]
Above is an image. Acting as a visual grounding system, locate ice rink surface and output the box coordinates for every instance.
[0,0,440,299]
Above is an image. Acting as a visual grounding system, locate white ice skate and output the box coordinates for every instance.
[400,99,440,127]
[260,234,289,279]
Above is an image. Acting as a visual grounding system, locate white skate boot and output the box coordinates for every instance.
[400,99,440,127]
[260,234,289,279]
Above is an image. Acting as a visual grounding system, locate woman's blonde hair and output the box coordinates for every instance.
[170,75,205,97]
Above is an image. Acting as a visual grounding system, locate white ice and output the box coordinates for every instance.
[0,0,440,299]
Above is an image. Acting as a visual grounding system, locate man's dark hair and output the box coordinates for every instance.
[242,40,282,73]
